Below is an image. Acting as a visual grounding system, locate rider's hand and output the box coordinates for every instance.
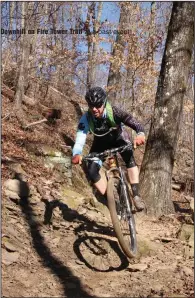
[134,134,145,149]
[72,154,82,165]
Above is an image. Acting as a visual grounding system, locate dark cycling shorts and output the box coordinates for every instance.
[85,129,136,183]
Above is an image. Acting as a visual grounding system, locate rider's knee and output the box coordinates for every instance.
[87,162,101,183]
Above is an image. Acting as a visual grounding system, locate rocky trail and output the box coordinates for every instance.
[2,89,194,297]
[2,175,194,298]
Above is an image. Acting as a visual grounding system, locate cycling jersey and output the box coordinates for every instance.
[72,104,144,158]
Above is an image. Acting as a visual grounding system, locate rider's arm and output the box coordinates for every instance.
[112,105,144,134]
[72,113,90,156]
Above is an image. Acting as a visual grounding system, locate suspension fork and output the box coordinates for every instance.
[106,154,132,216]
[118,166,133,217]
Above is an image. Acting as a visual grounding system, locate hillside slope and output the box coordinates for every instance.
[2,87,194,297]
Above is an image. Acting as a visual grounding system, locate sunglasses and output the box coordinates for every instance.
[88,100,106,109]
[88,104,103,109]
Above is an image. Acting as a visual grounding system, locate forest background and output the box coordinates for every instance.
[1,1,194,215]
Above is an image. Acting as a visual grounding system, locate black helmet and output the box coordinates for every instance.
[85,87,107,108]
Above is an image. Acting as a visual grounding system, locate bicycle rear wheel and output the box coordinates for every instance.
[107,176,137,258]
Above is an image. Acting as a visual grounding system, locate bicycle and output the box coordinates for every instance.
[83,143,137,258]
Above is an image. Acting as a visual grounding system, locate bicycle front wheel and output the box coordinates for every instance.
[107,176,137,258]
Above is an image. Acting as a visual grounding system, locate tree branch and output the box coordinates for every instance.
[24,118,48,129]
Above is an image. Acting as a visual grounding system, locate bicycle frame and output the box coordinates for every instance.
[83,143,137,257]
[83,143,133,203]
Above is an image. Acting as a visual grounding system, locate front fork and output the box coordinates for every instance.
[119,167,137,246]
[107,166,133,218]
[118,167,134,217]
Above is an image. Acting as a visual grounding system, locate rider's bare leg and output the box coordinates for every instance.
[127,166,145,211]
[94,177,107,195]
[127,166,139,183]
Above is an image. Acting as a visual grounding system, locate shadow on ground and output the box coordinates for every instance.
[42,198,129,272]
[73,235,129,272]
[18,179,96,298]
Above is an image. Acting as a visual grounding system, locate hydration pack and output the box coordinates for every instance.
[87,101,117,134]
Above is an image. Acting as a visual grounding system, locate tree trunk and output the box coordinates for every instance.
[140,2,194,217]
[9,2,14,40]
[90,2,103,87]
[86,3,95,89]
[107,3,126,103]
[15,2,20,62]
[123,3,139,109]
[14,2,31,127]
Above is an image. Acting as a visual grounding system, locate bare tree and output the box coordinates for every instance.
[107,3,126,103]
[14,2,31,126]
[85,3,95,89]
[90,2,103,87]
[140,2,194,216]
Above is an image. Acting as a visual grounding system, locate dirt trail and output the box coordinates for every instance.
[2,93,194,297]
[2,181,194,298]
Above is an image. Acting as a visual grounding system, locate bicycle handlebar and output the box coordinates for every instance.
[83,143,133,161]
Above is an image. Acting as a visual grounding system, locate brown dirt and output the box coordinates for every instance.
[2,92,194,298]
[2,189,194,298]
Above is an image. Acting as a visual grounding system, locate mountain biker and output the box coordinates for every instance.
[72,87,145,211]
